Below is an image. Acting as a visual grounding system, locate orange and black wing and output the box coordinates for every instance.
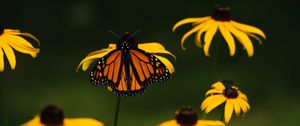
[129,49,171,85]
[111,47,172,97]
[90,48,171,97]
[111,64,148,96]
[90,49,122,87]
[90,49,148,96]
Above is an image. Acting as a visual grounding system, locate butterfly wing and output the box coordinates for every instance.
[112,64,148,96]
[90,49,122,87]
[129,49,171,85]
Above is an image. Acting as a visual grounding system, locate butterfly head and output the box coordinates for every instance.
[117,32,138,49]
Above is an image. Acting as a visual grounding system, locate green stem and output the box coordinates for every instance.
[201,113,207,119]
[203,34,221,120]
[0,82,9,126]
[113,96,121,126]
[211,34,221,82]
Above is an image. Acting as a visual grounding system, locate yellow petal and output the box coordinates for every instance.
[219,22,236,56]
[157,120,180,126]
[64,118,104,126]
[180,23,206,50]
[203,21,218,56]
[236,98,250,113]
[19,33,40,45]
[138,42,176,60]
[154,55,175,74]
[238,91,248,101]
[181,19,214,50]
[225,22,254,57]
[205,89,222,96]
[232,99,241,116]
[0,47,4,71]
[5,34,40,57]
[212,81,225,91]
[77,44,116,71]
[77,49,113,71]
[224,99,234,123]
[194,23,207,47]
[107,86,113,92]
[21,116,105,126]
[4,29,21,34]
[247,32,263,44]
[245,100,250,110]
[196,120,226,126]
[201,95,223,110]
[5,30,40,45]
[230,21,266,39]
[172,16,211,31]
[205,95,226,113]
[21,116,42,126]
[5,34,36,48]
[1,41,16,69]
[240,98,250,110]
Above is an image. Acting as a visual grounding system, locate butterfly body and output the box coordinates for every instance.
[90,32,170,96]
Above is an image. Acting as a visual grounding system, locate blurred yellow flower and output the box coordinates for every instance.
[173,4,266,57]
[21,105,104,126]
[77,42,175,74]
[158,108,225,126]
[201,81,250,123]
[0,24,40,72]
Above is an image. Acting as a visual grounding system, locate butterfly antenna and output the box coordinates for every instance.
[129,29,142,38]
[108,30,121,39]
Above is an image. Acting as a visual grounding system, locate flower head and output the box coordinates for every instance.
[173,4,266,57]
[0,24,40,71]
[22,105,104,126]
[201,81,250,123]
[158,107,225,126]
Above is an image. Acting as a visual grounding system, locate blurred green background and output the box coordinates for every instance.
[0,0,299,126]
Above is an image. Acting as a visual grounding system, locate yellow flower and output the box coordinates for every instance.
[0,24,40,72]
[201,81,250,123]
[158,107,225,126]
[21,105,104,126]
[77,41,175,74]
[173,4,266,57]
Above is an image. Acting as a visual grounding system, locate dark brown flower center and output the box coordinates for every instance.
[211,4,231,21]
[223,86,238,98]
[0,24,4,35]
[175,108,198,126]
[40,105,64,125]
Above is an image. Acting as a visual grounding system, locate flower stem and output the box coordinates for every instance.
[201,113,207,119]
[204,33,221,120]
[113,96,121,126]
[211,33,221,81]
[0,82,9,126]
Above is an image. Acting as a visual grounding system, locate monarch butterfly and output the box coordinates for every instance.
[90,32,171,96]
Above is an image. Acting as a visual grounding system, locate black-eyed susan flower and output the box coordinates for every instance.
[0,24,40,71]
[77,32,175,96]
[173,4,266,57]
[201,81,250,123]
[158,107,225,126]
[22,105,104,126]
